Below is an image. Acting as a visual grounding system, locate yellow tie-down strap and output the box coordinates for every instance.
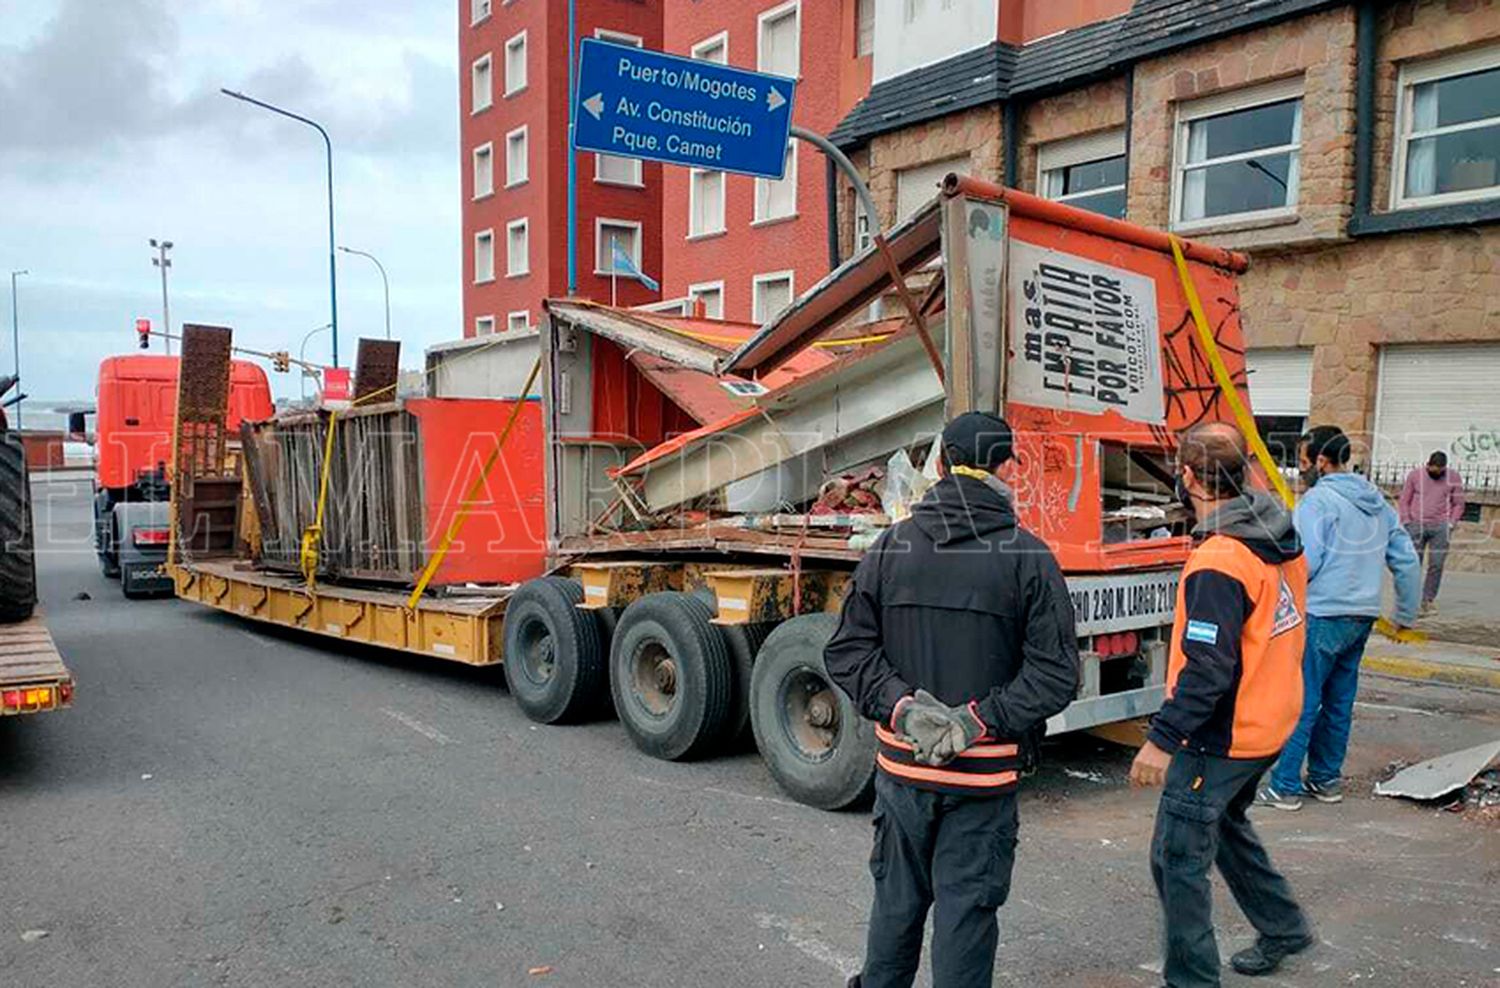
[1168,236,1295,509]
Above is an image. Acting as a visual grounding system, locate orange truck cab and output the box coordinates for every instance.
[94,355,273,596]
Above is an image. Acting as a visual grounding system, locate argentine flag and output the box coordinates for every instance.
[611,241,659,292]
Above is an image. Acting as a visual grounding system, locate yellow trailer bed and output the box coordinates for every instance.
[170,560,509,666]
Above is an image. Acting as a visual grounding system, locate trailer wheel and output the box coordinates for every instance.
[750,613,876,810]
[610,592,733,761]
[0,433,37,624]
[721,621,772,745]
[502,577,608,724]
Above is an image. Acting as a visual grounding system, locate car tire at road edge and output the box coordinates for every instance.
[750,612,876,811]
[0,432,37,623]
[610,591,734,761]
[502,577,609,724]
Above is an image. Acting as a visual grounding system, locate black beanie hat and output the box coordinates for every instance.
[941,411,1014,471]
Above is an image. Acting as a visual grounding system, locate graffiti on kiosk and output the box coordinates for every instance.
[1008,242,1165,424]
[1450,425,1500,463]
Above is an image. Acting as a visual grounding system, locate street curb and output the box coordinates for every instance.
[1362,653,1500,691]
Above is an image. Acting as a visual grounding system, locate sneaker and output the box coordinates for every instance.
[1305,778,1344,803]
[1421,600,1438,616]
[1230,933,1315,976]
[1255,784,1303,811]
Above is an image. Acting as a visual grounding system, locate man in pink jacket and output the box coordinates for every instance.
[1398,452,1466,614]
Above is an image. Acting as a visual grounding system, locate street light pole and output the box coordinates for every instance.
[220,88,340,367]
[337,246,390,340]
[9,269,26,429]
[150,239,174,355]
[299,323,332,401]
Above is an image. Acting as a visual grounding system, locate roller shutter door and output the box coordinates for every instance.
[1374,343,1500,468]
[1246,348,1313,417]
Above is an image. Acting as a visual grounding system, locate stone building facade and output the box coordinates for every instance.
[832,0,1500,571]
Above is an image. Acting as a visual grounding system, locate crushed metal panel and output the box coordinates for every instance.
[1374,739,1500,801]
[636,333,945,512]
[545,301,725,374]
[629,352,746,426]
[719,199,945,376]
[354,338,402,403]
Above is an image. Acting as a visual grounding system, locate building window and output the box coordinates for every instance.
[1173,78,1303,228]
[1393,46,1500,209]
[470,0,491,27]
[754,143,797,223]
[504,31,527,96]
[689,169,725,237]
[472,143,494,199]
[595,30,644,186]
[471,54,492,114]
[692,30,728,65]
[474,230,495,284]
[505,126,528,187]
[753,271,794,323]
[896,154,969,222]
[856,0,875,57]
[1038,130,1127,219]
[506,219,528,277]
[688,281,724,319]
[758,1,800,78]
[596,218,642,275]
[475,315,496,336]
[507,311,530,333]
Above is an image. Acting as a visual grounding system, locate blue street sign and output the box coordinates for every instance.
[572,38,797,180]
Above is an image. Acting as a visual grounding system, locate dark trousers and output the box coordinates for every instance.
[1406,521,1451,604]
[858,772,1018,988]
[1152,750,1310,988]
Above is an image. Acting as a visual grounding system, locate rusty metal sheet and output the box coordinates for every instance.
[719,199,944,376]
[354,338,402,403]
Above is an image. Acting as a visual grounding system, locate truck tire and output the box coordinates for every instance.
[750,613,877,810]
[96,493,120,578]
[0,433,37,623]
[721,621,772,746]
[610,591,733,761]
[502,577,609,724]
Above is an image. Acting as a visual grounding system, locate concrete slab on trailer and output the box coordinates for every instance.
[171,559,511,666]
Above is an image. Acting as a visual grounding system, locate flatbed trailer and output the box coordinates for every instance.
[169,181,1265,811]
[0,614,75,717]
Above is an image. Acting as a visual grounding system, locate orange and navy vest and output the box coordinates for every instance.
[1163,536,1308,758]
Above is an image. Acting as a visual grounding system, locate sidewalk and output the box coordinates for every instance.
[1374,570,1500,689]
[1381,569,1500,647]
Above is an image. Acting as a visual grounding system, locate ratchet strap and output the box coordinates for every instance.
[1168,236,1295,509]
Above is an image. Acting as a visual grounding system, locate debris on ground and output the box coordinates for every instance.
[1374,738,1500,803]
[528,965,553,976]
[71,592,90,601]
[20,930,49,942]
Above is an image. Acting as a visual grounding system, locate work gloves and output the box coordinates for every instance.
[892,689,989,766]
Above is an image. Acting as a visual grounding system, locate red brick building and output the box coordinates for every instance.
[459,0,872,334]
[657,1,872,323]
[460,0,663,338]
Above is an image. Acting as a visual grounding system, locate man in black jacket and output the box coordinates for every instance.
[826,411,1080,988]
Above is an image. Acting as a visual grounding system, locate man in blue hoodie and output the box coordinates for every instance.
[1259,425,1421,810]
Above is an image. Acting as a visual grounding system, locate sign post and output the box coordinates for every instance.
[572,38,797,179]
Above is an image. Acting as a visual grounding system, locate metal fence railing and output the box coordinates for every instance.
[1368,460,1500,495]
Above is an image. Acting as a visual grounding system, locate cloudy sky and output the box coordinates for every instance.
[0,0,459,408]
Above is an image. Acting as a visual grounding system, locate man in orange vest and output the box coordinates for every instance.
[1130,422,1313,986]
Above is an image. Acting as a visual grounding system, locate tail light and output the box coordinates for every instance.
[132,527,170,547]
[59,682,74,704]
[2,687,54,711]
[1092,631,1142,658]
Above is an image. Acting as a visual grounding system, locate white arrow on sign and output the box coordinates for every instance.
[767,87,786,112]
[583,92,605,120]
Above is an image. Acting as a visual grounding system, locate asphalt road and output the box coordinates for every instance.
[3,476,1498,987]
